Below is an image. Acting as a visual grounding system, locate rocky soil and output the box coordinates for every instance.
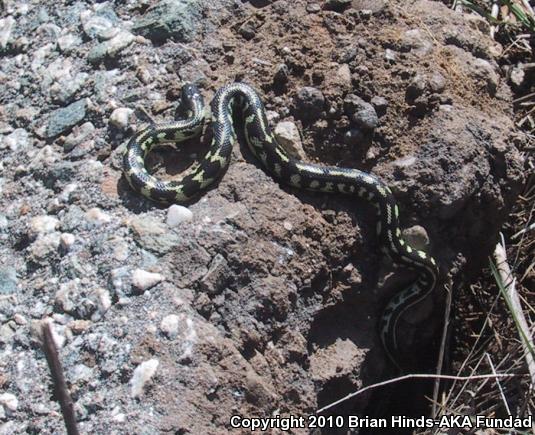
[0,0,526,433]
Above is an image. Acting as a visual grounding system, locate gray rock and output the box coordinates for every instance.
[370,96,388,115]
[129,216,181,255]
[88,30,135,64]
[46,99,87,138]
[239,22,256,40]
[0,268,17,295]
[63,122,96,152]
[429,72,446,93]
[133,0,202,43]
[178,59,209,86]
[0,129,30,151]
[30,232,61,261]
[406,75,426,100]
[57,33,82,53]
[80,7,120,40]
[295,87,325,121]
[49,72,88,105]
[199,254,231,295]
[344,94,378,129]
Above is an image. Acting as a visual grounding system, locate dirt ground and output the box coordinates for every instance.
[0,0,526,433]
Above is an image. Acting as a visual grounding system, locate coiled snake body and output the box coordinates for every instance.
[123,82,439,368]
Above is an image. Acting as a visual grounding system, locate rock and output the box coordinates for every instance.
[178,59,209,86]
[0,268,17,295]
[85,208,111,225]
[46,99,87,138]
[80,7,120,40]
[371,96,388,115]
[133,0,202,43]
[274,121,305,159]
[429,72,446,93]
[132,269,165,291]
[88,30,135,64]
[401,28,433,56]
[336,63,351,87]
[49,72,89,105]
[343,94,378,130]
[406,75,426,100]
[109,108,133,131]
[129,216,181,254]
[0,129,29,151]
[199,254,231,295]
[166,205,193,227]
[384,48,397,62]
[0,393,18,412]
[57,33,82,53]
[238,22,256,40]
[59,233,76,251]
[160,314,183,339]
[130,359,159,398]
[63,122,95,153]
[29,215,59,236]
[306,3,321,13]
[0,16,15,49]
[295,87,325,121]
[402,225,430,250]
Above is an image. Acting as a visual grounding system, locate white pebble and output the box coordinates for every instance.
[109,108,133,131]
[60,233,75,250]
[85,207,111,225]
[132,269,165,291]
[0,393,18,411]
[166,204,193,227]
[30,215,59,235]
[160,314,181,339]
[130,359,159,398]
[95,288,112,314]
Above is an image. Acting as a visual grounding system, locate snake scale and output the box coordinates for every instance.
[123,82,439,369]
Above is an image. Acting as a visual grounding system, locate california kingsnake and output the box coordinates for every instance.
[123,82,439,369]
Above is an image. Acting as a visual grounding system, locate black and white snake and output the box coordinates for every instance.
[123,82,439,369]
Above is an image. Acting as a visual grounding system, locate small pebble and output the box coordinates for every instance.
[166,205,193,226]
[85,208,111,225]
[130,359,159,398]
[109,108,133,131]
[160,314,181,339]
[60,233,76,250]
[132,269,165,291]
[0,393,18,412]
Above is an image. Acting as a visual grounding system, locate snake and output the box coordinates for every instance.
[123,82,439,369]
